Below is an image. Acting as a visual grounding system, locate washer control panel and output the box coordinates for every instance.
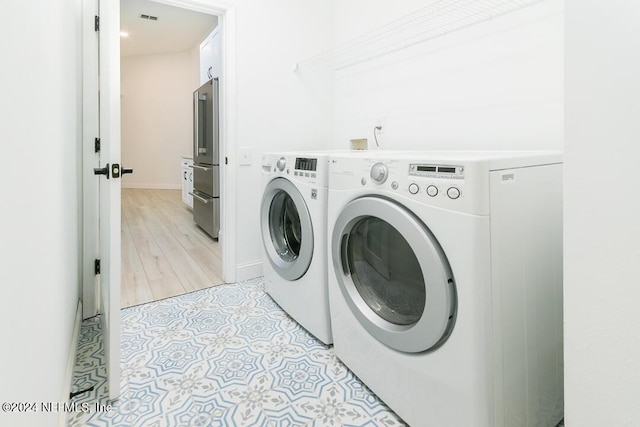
[263,153,329,187]
[292,157,319,179]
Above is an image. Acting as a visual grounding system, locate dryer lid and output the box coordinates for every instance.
[332,196,457,353]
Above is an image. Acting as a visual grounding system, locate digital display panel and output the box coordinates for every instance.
[295,157,317,171]
[437,166,457,173]
[410,163,464,179]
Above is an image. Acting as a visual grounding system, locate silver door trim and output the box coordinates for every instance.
[261,178,314,281]
[331,196,457,353]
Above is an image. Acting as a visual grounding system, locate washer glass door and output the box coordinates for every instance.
[332,196,457,353]
[270,191,301,260]
[261,178,313,280]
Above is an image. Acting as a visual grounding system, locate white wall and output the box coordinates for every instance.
[121,51,197,189]
[565,1,640,425]
[231,0,335,276]
[0,0,82,425]
[331,0,564,151]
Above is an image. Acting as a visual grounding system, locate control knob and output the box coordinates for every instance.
[370,162,388,184]
[276,157,286,171]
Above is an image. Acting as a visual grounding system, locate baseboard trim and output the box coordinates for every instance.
[121,183,181,190]
[236,260,262,282]
[59,299,82,427]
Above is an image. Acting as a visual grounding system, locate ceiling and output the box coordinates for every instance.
[120,0,218,57]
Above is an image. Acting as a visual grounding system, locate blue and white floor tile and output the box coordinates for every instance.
[68,278,406,426]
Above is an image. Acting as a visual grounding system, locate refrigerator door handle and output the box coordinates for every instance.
[189,191,211,204]
[189,164,212,171]
[195,92,208,156]
[194,91,199,157]
[213,79,219,159]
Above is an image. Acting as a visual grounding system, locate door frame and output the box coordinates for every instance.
[82,0,238,316]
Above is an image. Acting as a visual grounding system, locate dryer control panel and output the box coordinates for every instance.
[409,164,464,180]
[407,163,466,200]
[329,154,491,215]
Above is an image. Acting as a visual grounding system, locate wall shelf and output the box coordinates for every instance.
[297,0,545,71]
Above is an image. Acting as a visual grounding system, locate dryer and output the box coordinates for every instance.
[261,152,332,344]
[327,151,564,427]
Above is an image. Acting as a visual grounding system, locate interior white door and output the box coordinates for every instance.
[98,0,122,401]
[82,0,99,320]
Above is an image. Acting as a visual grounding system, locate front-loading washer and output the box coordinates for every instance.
[327,151,564,426]
[260,151,332,344]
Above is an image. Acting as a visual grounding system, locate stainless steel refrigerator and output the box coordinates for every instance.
[190,78,220,239]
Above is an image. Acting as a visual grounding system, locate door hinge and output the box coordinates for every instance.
[94,137,100,153]
[94,15,100,32]
[94,259,101,275]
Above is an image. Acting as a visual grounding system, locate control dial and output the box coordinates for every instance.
[276,157,286,171]
[370,162,388,184]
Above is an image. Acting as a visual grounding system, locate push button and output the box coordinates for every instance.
[447,187,461,199]
[408,183,419,194]
[426,185,438,197]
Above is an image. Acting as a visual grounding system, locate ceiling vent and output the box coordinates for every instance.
[140,14,158,21]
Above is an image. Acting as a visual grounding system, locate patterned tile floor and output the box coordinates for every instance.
[68,278,406,426]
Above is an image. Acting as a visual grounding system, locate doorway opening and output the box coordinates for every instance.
[119,0,223,307]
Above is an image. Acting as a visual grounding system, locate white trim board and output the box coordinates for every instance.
[236,260,263,283]
[59,300,82,427]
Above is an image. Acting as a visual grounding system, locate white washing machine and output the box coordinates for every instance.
[260,152,332,344]
[327,151,564,427]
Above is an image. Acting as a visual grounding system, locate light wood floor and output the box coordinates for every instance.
[121,188,223,308]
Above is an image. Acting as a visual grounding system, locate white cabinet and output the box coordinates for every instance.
[199,26,221,85]
[182,157,193,209]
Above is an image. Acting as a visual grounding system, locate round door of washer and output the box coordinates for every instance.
[261,178,314,281]
[332,196,457,353]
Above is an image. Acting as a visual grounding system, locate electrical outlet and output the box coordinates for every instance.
[375,118,385,134]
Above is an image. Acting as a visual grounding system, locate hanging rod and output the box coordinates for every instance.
[296,0,545,71]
